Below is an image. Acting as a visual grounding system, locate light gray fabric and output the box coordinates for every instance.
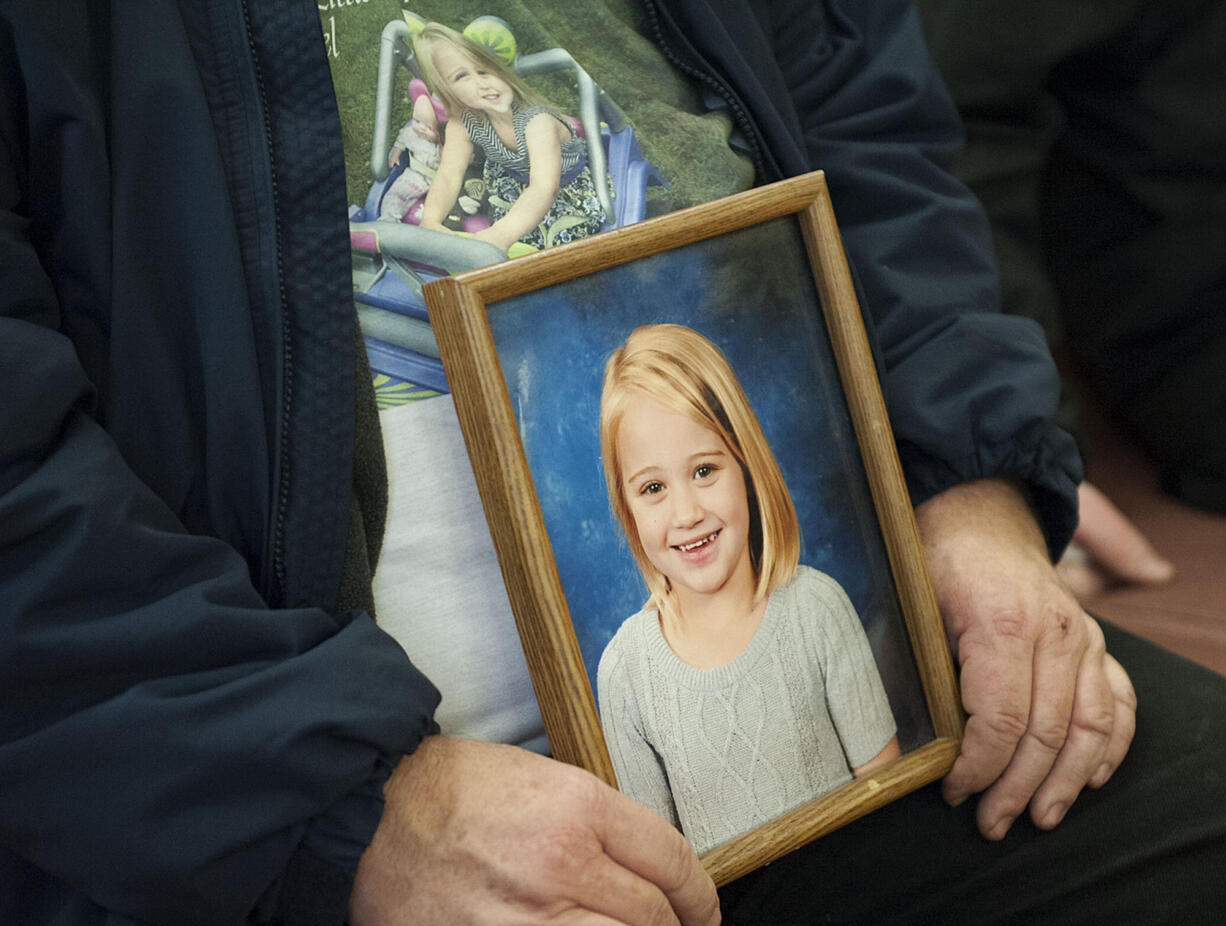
[597,566,896,854]
[372,395,548,754]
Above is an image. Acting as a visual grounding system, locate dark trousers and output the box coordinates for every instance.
[720,621,1226,924]
[915,0,1226,513]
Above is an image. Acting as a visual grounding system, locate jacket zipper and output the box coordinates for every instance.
[641,0,769,182]
[240,0,293,607]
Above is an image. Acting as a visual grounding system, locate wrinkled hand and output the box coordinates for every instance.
[916,479,1136,840]
[1056,481,1174,602]
[349,736,721,926]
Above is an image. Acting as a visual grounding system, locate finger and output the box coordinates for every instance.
[971,602,1085,840]
[494,774,699,926]
[502,904,660,926]
[548,906,694,926]
[557,914,655,926]
[1089,652,1137,788]
[558,853,684,926]
[1028,616,1115,829]
[1074,482,1174,584]
[597,790,720,926]
[941,616,1035,807]
[508,771,699,926]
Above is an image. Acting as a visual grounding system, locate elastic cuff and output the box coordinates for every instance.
[901,424,1082,561]
[255,754,398,926]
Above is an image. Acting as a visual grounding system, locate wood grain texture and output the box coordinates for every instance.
[423,171,963,884]
[800,188,965,742]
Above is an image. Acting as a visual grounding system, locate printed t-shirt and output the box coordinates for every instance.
[321,0,754,752]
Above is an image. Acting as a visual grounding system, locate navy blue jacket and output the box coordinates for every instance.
[0,0,1080,922]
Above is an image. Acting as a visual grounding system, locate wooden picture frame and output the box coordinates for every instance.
[422,171,963,885]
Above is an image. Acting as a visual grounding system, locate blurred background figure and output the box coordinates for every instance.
[917,1,1225,505]
[916,0,1225,599]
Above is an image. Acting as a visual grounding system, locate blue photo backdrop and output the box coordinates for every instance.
[486,216,933,750]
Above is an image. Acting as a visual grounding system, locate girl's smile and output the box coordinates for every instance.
[676,529,720,554]
[617,395,755,613]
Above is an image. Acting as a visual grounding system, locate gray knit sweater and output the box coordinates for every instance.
[596,566,897,854]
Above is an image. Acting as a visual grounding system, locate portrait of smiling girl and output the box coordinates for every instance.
[414,22,606,252]
[596,323,900,854]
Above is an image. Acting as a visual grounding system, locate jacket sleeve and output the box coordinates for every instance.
[775,0,1081,558]
[0,282,438,926]
[0,11,437,926]
[654,0,1082,556]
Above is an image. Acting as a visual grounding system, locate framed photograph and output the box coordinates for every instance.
[422,171,963,885]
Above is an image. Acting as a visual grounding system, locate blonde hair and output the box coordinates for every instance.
[599,324,800,621]
[413,22,551,119]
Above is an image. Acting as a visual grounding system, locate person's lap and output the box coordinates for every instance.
[719,621,1226,924]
